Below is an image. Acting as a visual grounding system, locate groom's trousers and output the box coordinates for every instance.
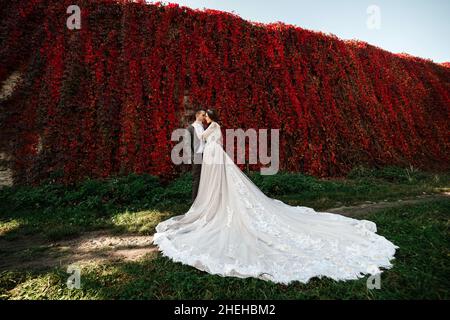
[192,153,203,201]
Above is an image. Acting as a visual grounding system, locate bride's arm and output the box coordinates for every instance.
[201,122,219,140]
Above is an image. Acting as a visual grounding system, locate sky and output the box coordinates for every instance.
[147,0,449,63]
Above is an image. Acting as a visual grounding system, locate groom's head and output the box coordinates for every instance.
[195,109,206,122]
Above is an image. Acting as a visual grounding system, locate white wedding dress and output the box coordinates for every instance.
[153,122,398,285]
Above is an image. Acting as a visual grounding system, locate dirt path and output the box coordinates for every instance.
[1,193,448,271]
[0,231,156,271]
[326,193,449,217]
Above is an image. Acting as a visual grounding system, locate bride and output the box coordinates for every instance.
[153,109,398,285]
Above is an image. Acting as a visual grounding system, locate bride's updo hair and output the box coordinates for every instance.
[206,108,220,123]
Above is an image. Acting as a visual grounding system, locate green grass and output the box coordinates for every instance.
[0,166,449,299]
[1,199,448,300]
[0,166,447,240]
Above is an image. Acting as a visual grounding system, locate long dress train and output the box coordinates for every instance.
[152,122,398,285]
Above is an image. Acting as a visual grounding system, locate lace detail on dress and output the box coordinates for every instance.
[226,205,233,227]
[230,169,281,237]
[227,243,238,257]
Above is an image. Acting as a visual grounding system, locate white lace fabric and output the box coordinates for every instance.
[153,123,398,285]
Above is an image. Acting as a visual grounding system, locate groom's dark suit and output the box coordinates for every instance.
[187,123,203,201]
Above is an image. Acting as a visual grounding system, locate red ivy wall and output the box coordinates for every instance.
[1,0,449,186]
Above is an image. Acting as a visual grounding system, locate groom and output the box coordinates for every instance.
[187,109,206,201]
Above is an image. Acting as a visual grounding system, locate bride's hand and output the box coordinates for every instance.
[202,121,220,140]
